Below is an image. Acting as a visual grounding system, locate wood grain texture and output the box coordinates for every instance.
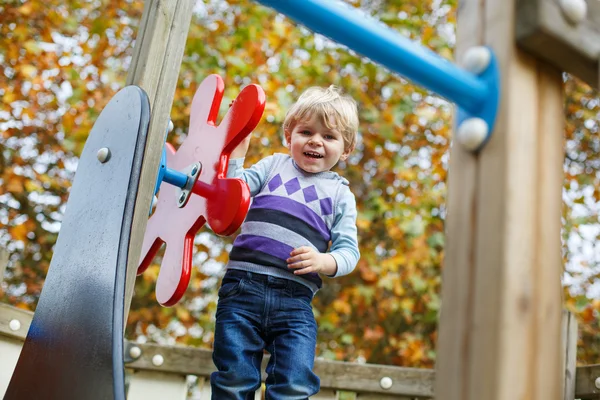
[2,303,596,398]
[123,0,195,322]
[516,0,600,88]
[436,0,565,398]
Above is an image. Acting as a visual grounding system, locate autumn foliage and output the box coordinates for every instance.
[1,0,599,368]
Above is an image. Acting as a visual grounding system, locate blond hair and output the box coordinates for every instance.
[283,86,359,152]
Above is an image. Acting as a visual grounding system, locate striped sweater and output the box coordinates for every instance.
[226,153,360,293]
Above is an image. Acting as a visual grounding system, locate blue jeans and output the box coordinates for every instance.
[211,270,320,400]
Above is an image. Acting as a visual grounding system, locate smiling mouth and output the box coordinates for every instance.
[304,151,323,159]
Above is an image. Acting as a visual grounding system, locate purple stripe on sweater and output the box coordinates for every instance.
[251,195,330,241]
[234,234,295,261]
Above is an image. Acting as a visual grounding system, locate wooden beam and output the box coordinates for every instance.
[2,304,597,398]
[0,248,7,283]
[123,0,195,323]
[435,0,565,398]
[575,364,600,399]
[562,311,578,400]
[123,342,435,398]
[516,0,600,89]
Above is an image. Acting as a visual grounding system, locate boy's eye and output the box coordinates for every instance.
[301,130,311,135]
[325,135,335,140]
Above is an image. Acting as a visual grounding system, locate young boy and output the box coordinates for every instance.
[211,86,360,399]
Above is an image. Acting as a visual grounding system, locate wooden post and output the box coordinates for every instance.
[0,249,8,283]
[562,311,578,400]
[435,0,565,398]
[123,0,195,323]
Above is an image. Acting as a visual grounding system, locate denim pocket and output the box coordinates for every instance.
[217,278,243,299]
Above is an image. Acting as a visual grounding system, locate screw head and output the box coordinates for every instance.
[152,354,164,367]
[457,117,489,151]
[179,193,186,204]
[9,319,21,331]
[97,148,111,163]
[380,376,393,390]
[168,120,174,133]
[191,165,198,176]
[461,47,492,75]
[595,376,600,389]
[559,0,587,24]
[129,346,142,359]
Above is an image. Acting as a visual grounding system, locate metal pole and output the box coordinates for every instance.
[255,0,489,114]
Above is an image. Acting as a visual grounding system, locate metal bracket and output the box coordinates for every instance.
[176,162,202,208]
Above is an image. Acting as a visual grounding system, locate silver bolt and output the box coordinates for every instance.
[97,147,111,163]
[380,376,393,390]
[559,0,587,24]
[152,354,164,367]
[457,117,489,151]
[168,120,174,133]
[595,376,600,389]
[179,193,186,204]
[9,319,21,331]
[191,165,198,176]
[129,346,142,359]
[461,46,492,75]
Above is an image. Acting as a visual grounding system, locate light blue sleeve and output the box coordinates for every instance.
[227,155,275,197]
[328,187,360,277]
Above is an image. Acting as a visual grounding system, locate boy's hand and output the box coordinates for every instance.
[230,135,252,159]
[287,246,338,277]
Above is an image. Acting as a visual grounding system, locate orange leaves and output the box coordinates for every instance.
[332,299,352,315]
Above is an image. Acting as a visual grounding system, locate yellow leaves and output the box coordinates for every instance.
[10,224,29,242]
[9,219,35,242]
[332,299,351,315]
[23,41,42,56]
[3,90,16,104]
[4,169,24,194]
[18,3,34,16]
[18,64,37,78]
[176,307,191,323]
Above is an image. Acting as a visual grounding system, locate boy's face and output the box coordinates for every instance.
[285,114,351,174]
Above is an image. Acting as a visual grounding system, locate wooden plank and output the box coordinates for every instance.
[574,364,600,399]
[124,342,434,397]
[0,303,31,341]
[562,311,578,400]
[0,248,8,282]
[4,302,599,399]
[0,336,22,396]
[126,370,187,400]
[311,388,339,399]
[123,0,195,323]
[436,0,565,398]
[516,0,600,89]
[433,0,482,397]
[530,60,564,400]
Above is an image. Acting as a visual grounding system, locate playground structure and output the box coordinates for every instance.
[1,0,600,399]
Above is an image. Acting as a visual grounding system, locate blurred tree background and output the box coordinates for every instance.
[1,0,599,368]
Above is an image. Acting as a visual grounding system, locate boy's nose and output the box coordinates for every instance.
[308,137,322,146]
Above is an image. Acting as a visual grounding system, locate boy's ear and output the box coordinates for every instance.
[340,144,354,161]
[284,129,291,148]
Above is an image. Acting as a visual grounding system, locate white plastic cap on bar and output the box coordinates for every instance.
[129,346,142,359]
[152,354,164,367]
[461,47,492,75]
[457,117,489,151]
[97,147,111,163]
[559,0,587,24]
[380,376,393,390]
[9,319,21,331]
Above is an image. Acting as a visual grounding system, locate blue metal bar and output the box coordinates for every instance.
[255,0,488,114]
[163,168,188,189]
